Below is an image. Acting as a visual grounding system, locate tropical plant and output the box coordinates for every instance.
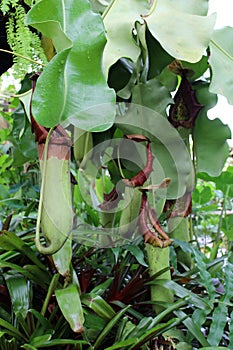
[0,0,233,349]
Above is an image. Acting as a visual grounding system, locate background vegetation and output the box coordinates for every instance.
[0,0,233,349]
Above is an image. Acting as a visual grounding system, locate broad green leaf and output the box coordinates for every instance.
[9,107,37,165]
[146,0,216,63]
[193,83,231,176]
[194,116,231,176]
[4,272,30,319]
[55,284,84,333]
[209,27,233,105]
[103,0,149,74]
[82,294,115,319]
[25,1,72,52]
[26,0,115,130]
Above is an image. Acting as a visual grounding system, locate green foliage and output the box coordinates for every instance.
[1,0,233,348]
[209,26,233,105]
[25,0,116,130]
[1,0,46,79]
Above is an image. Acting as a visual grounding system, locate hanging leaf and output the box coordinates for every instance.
[145,0,216,63]
[193,82,231,176]
[166,0,209,16]
[209,27,233,105]
[26,0,116,131]
[102,0,149,74]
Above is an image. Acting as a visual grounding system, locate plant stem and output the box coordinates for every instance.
[146,244,173,314]
[142,0,158,17]
[102,0,117,19]
[41,274,60,317]
[0,49,46,67]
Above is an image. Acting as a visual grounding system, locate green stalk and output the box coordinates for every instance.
[146,244,173,314]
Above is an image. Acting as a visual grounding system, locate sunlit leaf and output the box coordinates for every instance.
[82,294,115,319]
[102,0,149,74]
[145,0,216,63]
[55,284,84,333]
[4,272,30,319]
[209,27,233,105]
[26,0,116,131]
